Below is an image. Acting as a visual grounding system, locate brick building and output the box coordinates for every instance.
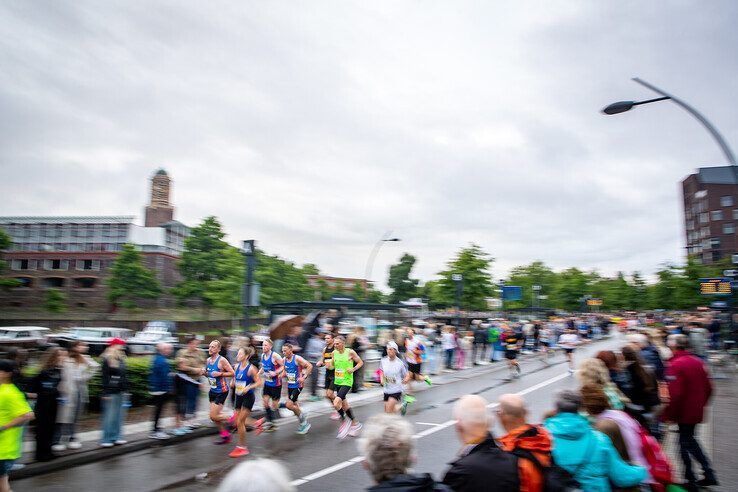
[0,169,190,310]
[305,275,372,299]
[682,165,738,264]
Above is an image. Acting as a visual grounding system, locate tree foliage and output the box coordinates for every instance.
[43,288,67,313]
[387,253,419,303]
[0,229,20,289]
[436,244,494,310]
[107,244,161,308]
[254,250,313,305]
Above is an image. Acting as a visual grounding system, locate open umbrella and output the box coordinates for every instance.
[269,314,304,341]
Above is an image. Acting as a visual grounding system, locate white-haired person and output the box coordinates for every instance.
[378,341,411,415]
[359,413,449,491]
[442,395,519,491]
[218,458,295,492]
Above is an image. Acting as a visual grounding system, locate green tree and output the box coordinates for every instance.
[351,281,366,301]
[254,250,313,305]
[301,263,320,275]
[316,279,331,301]
[551,267,590,311]
[174,216,230,306]
[504,261,557,309]
[0,229,20,289]
[420,280,448,309]
[631,271,647,310]
[203,246,244,316]
[107,244,162,308]
[437,244,494,310]
[366,287,385,303]
[387,253,420,303]
[43,288,67,313]
[603,272,634,311]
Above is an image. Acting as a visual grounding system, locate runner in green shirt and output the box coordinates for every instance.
[0,359,34,492]
[332,336,363,439]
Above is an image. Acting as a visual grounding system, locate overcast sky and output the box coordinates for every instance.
[2,1,737,289]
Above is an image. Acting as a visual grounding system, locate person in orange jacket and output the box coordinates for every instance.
[496,394,553,492]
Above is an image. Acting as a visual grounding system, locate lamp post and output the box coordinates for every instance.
[364,231,401,288]
[602,77,736,166]
[452,274,463,329]
[242,240,256,334]
[532,285,541,311]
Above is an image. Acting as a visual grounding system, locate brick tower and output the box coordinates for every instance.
[144,169,174,227]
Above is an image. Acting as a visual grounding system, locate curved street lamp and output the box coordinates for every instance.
[602,77,736,166]
[364,232,401,289]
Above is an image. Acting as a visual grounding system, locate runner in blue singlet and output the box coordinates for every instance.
[258,338,283,431]
[228,347,264,458]
[203,340,234,445]
[281,343,313,434]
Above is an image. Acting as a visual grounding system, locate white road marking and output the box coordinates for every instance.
[290,370,573,487]
[415,421,443,426]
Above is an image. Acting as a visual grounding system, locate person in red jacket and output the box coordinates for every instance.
[662,335,717,488]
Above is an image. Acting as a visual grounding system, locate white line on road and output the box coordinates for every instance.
[415,422,443,426]
[289,370,575,487]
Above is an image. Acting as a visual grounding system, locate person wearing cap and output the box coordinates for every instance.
[100,338,129,447]
[379,341,411,415]
[0,359,34,492]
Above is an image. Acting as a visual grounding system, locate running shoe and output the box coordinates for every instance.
[337,419,351,439]
[348,422,363,437]
[228,446,250,458]
[52,444,66,452]
[100,442,114,448]
[252,417,266,435]
[404,395,417,403]
[296,421,311,435]
[264,422,277,433]
[114,440,127,445]
[400,401,408,416]
[68,441,82,450]
[149,431,170,440]
[330,411,341,421]
[214,432,231,445]
[424,376,433,386]
[171,428,187,436]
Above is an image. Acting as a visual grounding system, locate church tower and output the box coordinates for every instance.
[144,169,175,227]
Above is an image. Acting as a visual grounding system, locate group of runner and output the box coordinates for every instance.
[201,334,369,458]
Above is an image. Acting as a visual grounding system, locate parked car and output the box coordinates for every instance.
[0,326,51,354]
[47,327,133,356]
[128,321,178,355]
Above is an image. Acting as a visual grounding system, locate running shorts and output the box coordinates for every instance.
[288,387,302,402]
[383,392,402,402]
[234,392,255,411]
[564,348,575,354]
[263,385,282,401]
[335,385,351,400]
[209,390,229,405]
[408,362,422,375]
[324,370,335,391]
[505,350,518,360]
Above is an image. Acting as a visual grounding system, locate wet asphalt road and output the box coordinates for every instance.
[13,337,623,492]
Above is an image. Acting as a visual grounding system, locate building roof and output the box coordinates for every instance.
[155,168,168,176]
[696,166,738,185]
[0,216,136,224]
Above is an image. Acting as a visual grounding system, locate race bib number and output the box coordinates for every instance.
[287,373,297,384]
[235,382,247,395]
[335,368,346,379]
[208,377,217,389]
[385,375,396,384]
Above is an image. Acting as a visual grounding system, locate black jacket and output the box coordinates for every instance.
[368,473,450,491]
[101,358,128,395]
[442,434,519,492]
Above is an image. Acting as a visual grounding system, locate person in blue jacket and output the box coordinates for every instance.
[149,342,173,440]
[544,389,647,492]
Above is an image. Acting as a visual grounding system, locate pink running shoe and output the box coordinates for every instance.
[348,422,363,437]
[330,411,341,421]
[337,419,351,439]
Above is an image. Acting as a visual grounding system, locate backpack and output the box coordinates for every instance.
[638,425,673,487]
[511,448,583,492]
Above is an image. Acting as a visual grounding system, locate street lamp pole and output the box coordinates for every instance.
[364,231,401,286]
[452,274,463,330]
[602,77,736,166]
[242,240,256,334]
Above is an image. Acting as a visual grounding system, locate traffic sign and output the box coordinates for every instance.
[733,254,738,265]
[699,278,732,296]
[502,286,522,301]
[451,274,463,282]
[724,270,737,277]
[587,298,603,306]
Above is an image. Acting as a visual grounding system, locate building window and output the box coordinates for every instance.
[76,259,100,271]
[42,277,65,288]
[73,277,96,288]
[699,213,709,223]
[733,210,738,220]
[711,210,723,221]
[721,196,733,207]
[44,259,68,270]
[723,223,735,234]
[701,227,710,238]
[710,238,721,249]
[14,277,32,288]
[11,259,35,270]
